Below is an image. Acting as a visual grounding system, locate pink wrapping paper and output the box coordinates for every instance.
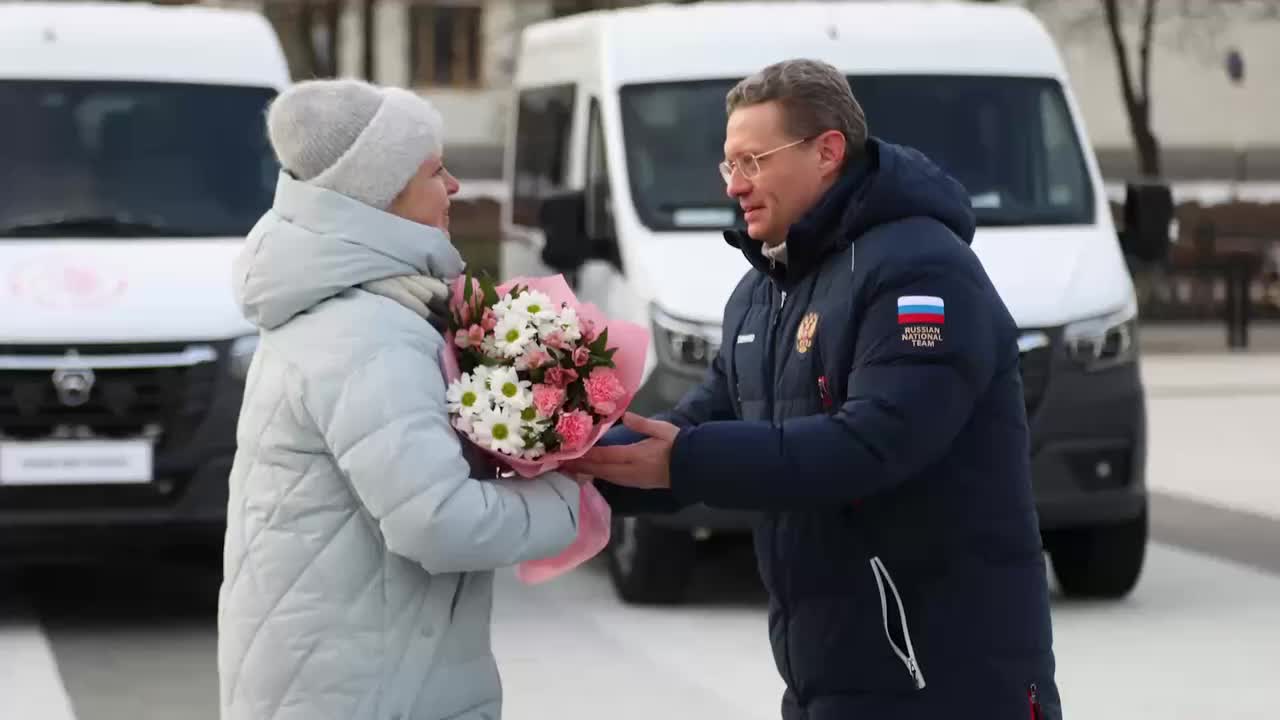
[440,274,650,583]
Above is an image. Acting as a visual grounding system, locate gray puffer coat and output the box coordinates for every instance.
[217,172,581,720]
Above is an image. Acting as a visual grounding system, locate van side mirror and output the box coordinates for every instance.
[1120,181,1174,263]
[538,190,591,272]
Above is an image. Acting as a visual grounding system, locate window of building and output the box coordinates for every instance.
[510,83,576,227]
[409,3,483,88]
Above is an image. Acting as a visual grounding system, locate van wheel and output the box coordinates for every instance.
[1048,507,1148,599]
[606,516,696,605]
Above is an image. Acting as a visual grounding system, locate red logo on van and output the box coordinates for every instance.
[7,256,128,309]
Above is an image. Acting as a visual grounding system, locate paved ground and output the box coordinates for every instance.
[1,351,1276,720]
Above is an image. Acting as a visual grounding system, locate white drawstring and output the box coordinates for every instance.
[870,556,927,690]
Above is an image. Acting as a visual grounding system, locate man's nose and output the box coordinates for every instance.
[446,171,460,195]
[725,171,750,198]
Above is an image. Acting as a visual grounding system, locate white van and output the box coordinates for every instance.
[0,3,288,563]
[503,1,1174,604]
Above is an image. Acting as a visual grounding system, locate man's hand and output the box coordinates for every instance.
[565,413,679,490]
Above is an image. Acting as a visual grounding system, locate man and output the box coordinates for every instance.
[568,59,1062,720]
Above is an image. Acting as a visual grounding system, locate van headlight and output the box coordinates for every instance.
[1063,301,1138,372]
[229,334,259,380]
[651,306,721,375]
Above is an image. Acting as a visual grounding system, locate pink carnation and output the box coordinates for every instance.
[555,410,594,453]
[544,366,579,389]
[584,367,626,415]
[572,346,591,367]
[532,384,566,418]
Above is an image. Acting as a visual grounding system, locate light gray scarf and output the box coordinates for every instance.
[360,274,452,329]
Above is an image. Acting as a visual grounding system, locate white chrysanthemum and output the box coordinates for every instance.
[445,372,489,418]
[493,315,536,358]
[511,290,558,323]
[492,292,522,322]
[472,407,524,455]
[516,406,549,458]
[556,306,583,343]
[470,364,495,389]
[487,366,532,410]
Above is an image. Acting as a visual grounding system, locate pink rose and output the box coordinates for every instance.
[518,347,552,371]
[532,384,566,418]
[481,308,498,332]
[449,279,481,322]
[584,366,626,416]
[555,410,594,453]
[572,346,591,367]
[544,366,579,388]
[580,318,598,343]
[543,330,569,350]
[454,324,485,349]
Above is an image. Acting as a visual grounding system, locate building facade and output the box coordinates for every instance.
[237,0,1280,188]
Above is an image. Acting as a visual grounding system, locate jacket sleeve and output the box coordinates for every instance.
[595,350,738,514]
[668,261,999,510]
[313,345,581,574]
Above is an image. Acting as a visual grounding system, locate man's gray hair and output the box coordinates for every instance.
[726,59,868,161]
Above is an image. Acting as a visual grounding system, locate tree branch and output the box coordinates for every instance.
[1101,0,1139,113]
[1139,0,1158,112]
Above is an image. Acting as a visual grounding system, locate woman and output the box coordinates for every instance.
[218,79,583,720]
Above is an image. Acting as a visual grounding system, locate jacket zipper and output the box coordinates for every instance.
[762,281,792,689]
[763,284,786,421]
[870,557,927,690]
[1028,683,1043,720]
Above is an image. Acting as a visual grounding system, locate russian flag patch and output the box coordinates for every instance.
[898,295,945,325]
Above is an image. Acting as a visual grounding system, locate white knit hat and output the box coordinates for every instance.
[265,79,444,210]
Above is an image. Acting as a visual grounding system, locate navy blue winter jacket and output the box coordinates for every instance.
[599,138,1062,720]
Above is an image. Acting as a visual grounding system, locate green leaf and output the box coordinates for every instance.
[484,278,501,308]
[589,327,610,354]
[540,425,561,451]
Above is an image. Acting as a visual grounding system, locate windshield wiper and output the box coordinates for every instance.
[0,215,207,238]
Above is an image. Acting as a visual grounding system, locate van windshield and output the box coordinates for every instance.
[618,75,1094,231]
[0,80,278,238]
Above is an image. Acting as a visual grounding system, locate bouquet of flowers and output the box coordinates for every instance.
[441,272,648,583]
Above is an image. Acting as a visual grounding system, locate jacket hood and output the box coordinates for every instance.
[233,172,465,330]
[729,137,976,281]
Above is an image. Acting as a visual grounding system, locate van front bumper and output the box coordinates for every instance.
[0,340,244,564]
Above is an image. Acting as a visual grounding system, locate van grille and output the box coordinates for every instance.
[0,342,218,450]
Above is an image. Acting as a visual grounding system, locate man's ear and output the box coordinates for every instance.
[816,130,847,176]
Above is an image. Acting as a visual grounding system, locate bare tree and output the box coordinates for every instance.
[361,0,376,80]
[982,0,1279,180]
[1102,0,1162,177]
[299,0,342,78]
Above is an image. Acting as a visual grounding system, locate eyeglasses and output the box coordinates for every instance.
[718,137,810,184]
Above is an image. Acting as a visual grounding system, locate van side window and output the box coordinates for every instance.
[585,98,620,267]
[511,84,576,227]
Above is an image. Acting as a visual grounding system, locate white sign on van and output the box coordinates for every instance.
[672,207,736,228]
[0,441,153,486]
